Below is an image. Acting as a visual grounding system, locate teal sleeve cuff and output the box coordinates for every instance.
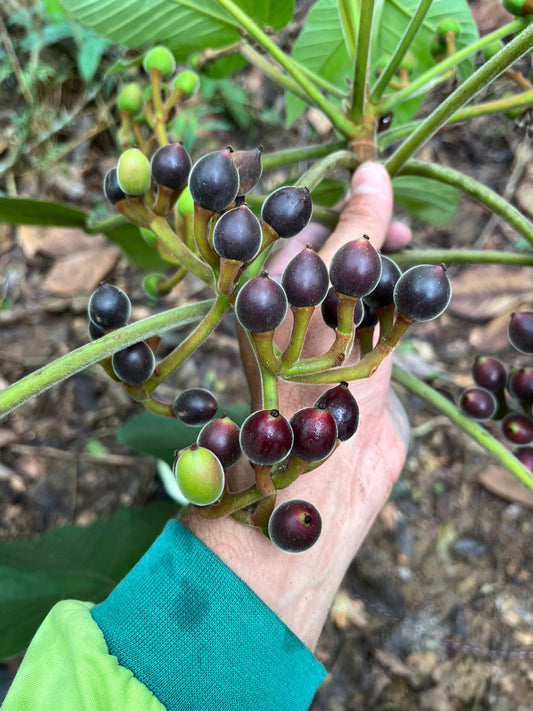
[91,520,326,711]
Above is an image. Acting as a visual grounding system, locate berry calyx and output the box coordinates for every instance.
[234,272,287,333]
[112,341,155,385]
[188,148,240,212]
[289,405,338,462]
[174,444,225,506]
[212,204,262,263]
[88,283,131,329]
[198,415,242,469]
[459,387,497,421]
[261,186,313,238]
[232,146,263,195]
[508,311,533,354]
[281,246,329,308]
[239,409,293,466]
[103,168,126,204]
[172,388,218,426]
[117,148,151,196]
[150,143,192,190]
[268,499,322,553]
[117,82,143,114]
[393,264,451,322]
[315,383,359,442]
[329,236,382,298]
[143,46,176,77]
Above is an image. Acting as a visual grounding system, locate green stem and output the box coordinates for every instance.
[380,18,527,114]
[386,22,533,175]
[150,69,169,146]
[281,307,315,368]
[213,0,356,137]
[0,300,213,418]
[392,364,533,494]
[239,43,310,103]
[294,150,358,191]
[261,141,347,170]
[399,160,533,244]
[260,367,279,410]
[350,0,375,123]
[392,249,533,267]
[370,0,434,104]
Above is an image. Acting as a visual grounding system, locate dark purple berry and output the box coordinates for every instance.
[364,255,402,308]
[212,204,262,262]
[290,405,337,462]
[508,311,533,354]
[358,301,378,329]
[281,246,329,308]
[315,382,359,441]
[472,356,507,391]
[393,264,451,322]
[261,186,313,238]
[188,148,240,212]
[112,341,155,385]
[329,236,382,298]
[235,272,287,332]
[502,413,533,445]
[103,168,126,204]
[459,387,497,420]
[150,142,192,190]
[268,499,322,553]
[321,286,364,330]
[508,368,533,404]
[240,409,293,466]
[173,388,218,426]
[513,445,533,472]
[198,415,242,469]
[232,146,263,195]
[88,283,131,329]
[88,320,104,340]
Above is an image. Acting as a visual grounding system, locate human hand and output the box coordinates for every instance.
[182,161,411,651]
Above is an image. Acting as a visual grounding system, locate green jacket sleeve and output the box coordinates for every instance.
[2,520,326,711]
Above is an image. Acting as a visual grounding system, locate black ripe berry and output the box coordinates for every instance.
[261,186,313,238]
[188,148,240,212]
[239,409,294,466]
[88,320,105,341]
[212,204,262,262]
[290,405,337,462]
[232,146,263,195]
[358,302,378,329]
[112,341,155,385]
[235,272,287,332]
[508,311,533,354]
[364,255,402,309]
[329,236,382,298]
[321,287,364,330]
[268,499,322,553]
[508,367,533,404]
[173,388,218,426]
[459,387,497,421]
[393,264,451,322]
[198,415,242,469]
[150,142,192,190]
[501,413,533,445]
[103,168,126,204]
[315,382,359,442]
[472,356,507,391]
[281,246,329,308]
[88,283,131,330]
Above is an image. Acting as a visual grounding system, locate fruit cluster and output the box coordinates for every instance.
[459,310,533,470]
[89,45,453,553]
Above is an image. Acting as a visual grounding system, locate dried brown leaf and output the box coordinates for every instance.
[478,466,533,508]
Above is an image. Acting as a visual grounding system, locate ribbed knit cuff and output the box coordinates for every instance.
[91,520,326,711]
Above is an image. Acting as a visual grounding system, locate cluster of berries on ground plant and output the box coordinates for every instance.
[87,44,455,554]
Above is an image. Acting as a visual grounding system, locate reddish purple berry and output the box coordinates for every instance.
[239,409,293,466]
[290,406,337,462]
[268,499,322,553]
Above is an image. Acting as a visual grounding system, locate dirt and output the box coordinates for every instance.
[1,4,533,709]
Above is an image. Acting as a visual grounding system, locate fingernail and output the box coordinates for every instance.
[349,161,390,197]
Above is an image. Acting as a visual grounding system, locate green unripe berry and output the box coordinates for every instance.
[177,186,194,216]
[374,55,391,76]
[399,52,415,73]
[143,46,176,77]
[117,82,143,114]
[142,273,165,298]
[437,18,461,38]
[174,70,200,97]
[117,148,151,196]
[174,444,225,506]
[483,39,504,61]
[503,0,533,15]
[429,34,447,60]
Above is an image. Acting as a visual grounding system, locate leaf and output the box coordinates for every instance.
[0,197,87,228]
[311,178,345,207]
[58,0,294,60]
[392,174,459,225]
[102,222,167,271]
[337,0,359,60]
[74,27,110,82]
[0,502,177,659]
[116,403,250,465]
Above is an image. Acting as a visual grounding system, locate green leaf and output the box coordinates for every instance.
[102,222,168,271]
[116,403,250,465]
[0,197,87,227]
[392,174,459,225]
[57,0,294,61]
[0,502,177,659]
[337,0,359,59]
[311,178,345,207]
[75,27,110,82]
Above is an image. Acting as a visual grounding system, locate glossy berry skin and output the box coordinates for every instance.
[321,287,364,330]
[508,368,533,404]
[513,445,533,472]
[103,168,126,204]
[198,415,242,469]
[472,356,507,391]
[508,311,533,354]
[112,341,155,386]
[261,186,312,238]
[173,388,218,426]
[358,302,378,329]
[150,143,192,190]
[88,283,131,329]
[364,255,402,309]
[88,320,104,341]
[393,264,451,322]
[281,246,329,308]
[459,387,497,421]
[290,406,337,462]
[212,204,262,262]
[232,146,263,195]
[239,409,293,466]
[174,444,225,506]
[315,382,359,442]
[235,272,287,332]
[188,148,240,212]
[329,236,382,298]
[117,148,152,196]
[501,413,533,445]
[268,499,322,553]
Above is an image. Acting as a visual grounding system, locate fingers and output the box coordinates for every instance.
[384,220,411,252]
